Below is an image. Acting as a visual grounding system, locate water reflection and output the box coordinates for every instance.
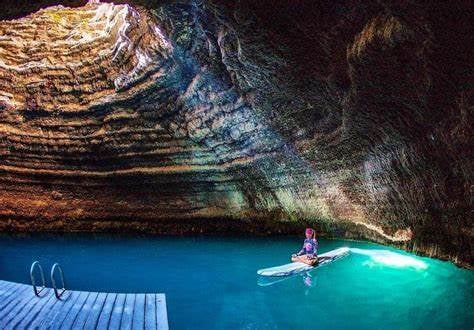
[257,272,317,288]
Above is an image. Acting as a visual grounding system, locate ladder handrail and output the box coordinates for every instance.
[30,261,46,297]
[50,263,66,299]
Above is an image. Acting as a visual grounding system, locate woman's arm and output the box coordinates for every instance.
[296,241,307,256]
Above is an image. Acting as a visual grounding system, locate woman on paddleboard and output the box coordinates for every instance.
[291,228,319,266]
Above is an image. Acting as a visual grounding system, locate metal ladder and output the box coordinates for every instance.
[30,261,67,299]
[29,261,46,297]
[50,263,66,299]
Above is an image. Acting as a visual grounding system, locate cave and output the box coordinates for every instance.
[0,1,472,327]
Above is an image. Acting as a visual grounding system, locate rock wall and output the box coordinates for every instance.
[0,0,472,267]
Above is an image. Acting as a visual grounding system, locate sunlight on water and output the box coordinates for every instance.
[350,248,428,270]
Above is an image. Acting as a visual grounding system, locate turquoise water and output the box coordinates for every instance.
[0,233,472,329]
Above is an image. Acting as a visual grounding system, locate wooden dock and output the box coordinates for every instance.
[0,280,169,329]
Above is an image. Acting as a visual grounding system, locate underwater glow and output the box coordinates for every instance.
[350,248,428,269]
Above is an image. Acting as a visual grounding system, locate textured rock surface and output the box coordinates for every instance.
[0,1,472,267]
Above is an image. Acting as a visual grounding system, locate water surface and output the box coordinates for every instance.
[0,233,472,329]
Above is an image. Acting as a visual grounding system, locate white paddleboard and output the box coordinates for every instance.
[257,247,350,277]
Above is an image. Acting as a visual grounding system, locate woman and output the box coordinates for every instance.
[291,228,319,266]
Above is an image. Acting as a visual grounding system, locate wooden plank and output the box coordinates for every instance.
[0,281,17,301]
[71,291,100,328]
[83,292,108,329]
[0,283,30,312]
[145,293,157,330]
[132,293,146,330]
[0,281,168,330]
[0,286,37,326]
[10,288,56,328]
[45,291,84,329]
[0,280,13,290]
[96,293,118,329]
[156,294,169,330]
[0,281,17,292]
[120,293,136,330]
[0,282,16,308]
[27,291,76,329]
[0,284,33,328]
[70,292,99,329]
[51,291,90,330]
[0,280,13,291]
[109,293,126,329]
[4,287,53,327]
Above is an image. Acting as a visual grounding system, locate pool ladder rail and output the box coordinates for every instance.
[30,261,67,299]
[29,261,46,297]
